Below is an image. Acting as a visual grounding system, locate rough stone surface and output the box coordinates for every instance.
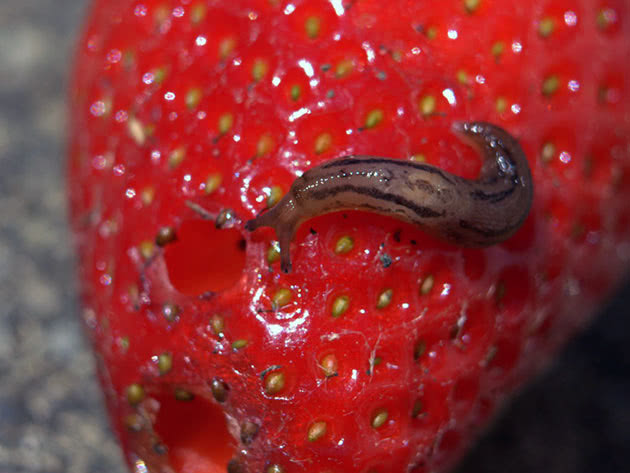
[0,1,628,473]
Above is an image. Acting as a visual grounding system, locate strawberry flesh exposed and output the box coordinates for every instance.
[68,1,630,473]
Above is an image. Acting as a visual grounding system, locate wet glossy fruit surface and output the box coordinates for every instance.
[68,1,630,472]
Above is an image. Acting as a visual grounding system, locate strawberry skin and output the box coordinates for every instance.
[68,1,630,473]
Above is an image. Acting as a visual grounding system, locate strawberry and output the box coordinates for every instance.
[68,1,630,473]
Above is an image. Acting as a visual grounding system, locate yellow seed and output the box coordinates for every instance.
[267,241,281,264]
[140,187,155,206]
[118,336,130,352]
[185,88,202,110]
[419,274,435,295]
[425,26,438,40]
[540,142,556,163]
[419,95,436,117]
[218,37,237,59]
[205,173,222,194]
[127,117,146,145]
[314,132,333,154]
[218,113,234,134]
[334,235,354,254]
[191,3,207,24]
[256,133,275,156]
[538,17,555,37]
[371,409,389,428]
[377,289,393,309]
[308,421,327,442]
[272,288,293,309]
[320,353,339,377]
[463,0,481,13]
[168,147,186,169]
[157,353,172,375]
[305,16,321,39]
[331,295,350,318]
[267,186,284,208]
[491,41,505,59]
[364,109,384,129]
[126,383,145,405]
[542,75,560,96]
[252,58,269,82]
[139,240,155,260]
[597,8,616,31]
[232,339,248,350]
[335,59,354,78]
[210,314,225,336]
[410,153,426,163]
[290,84,302,101]
[267,465,284,473]
[495,96,508,114]
[152,66,167,84]
[264,371,285,394]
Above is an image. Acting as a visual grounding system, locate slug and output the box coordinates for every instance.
[245,122,533,273]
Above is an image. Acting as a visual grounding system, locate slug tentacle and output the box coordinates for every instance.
[245,122,533,273]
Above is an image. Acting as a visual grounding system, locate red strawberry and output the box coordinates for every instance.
[68,1,630,473]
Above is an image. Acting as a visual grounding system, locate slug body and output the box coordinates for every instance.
[245,122,534,273]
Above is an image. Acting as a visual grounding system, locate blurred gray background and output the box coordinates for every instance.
[0,1,628,473]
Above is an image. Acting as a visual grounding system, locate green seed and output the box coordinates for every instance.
[232,339,248,350]
[335,59,353,78]
[334,235,354,254]
[267,186,284,208]
[157,353,172,375]
[252,59,269,82]
[491,41,505,59]
[267,241,281,264]
[218,113,234,134]
[495,96,508,114]
[305,16,321,39]
[185,88,202,110]
[364,109,384,129]
[538,17,555,37]
[290,84,302,101]
[205,173,222,194]
[272,288,293,310]
[542,75,560,96]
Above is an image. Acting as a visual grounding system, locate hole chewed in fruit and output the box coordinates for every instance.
[153,392,235,473]
[163,219,246,295]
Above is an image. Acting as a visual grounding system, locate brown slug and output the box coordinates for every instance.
[245,122,534,273]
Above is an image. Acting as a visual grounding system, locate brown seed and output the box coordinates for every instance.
[414,340,427,360]
[371,409,389,429]
[320,354,339,377]
[412,400,424,418]
[126,383,145,405]
[215,208,235,228]
[210,314,225,336]
[308,421,328,442]
[376,289,393,309]
[240,421,260,444]
[125,413,143,432]
[419,274,435,295]
[162,303,181,322]
[331,295,350,318]
[174,388,194,401]
[168,147,186,169]
[314,132,333,154]
[155,226,176,246]
[267,465,284,473]
[542,75,560,97]
[264,371,285,394]
[211,378,229,402]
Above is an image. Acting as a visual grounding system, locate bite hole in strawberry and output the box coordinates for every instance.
[163,219,246,295]
[152,392,235,473]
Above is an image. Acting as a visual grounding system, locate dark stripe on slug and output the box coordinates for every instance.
[469,185,515,204]
[458,219,518,239]
[309,184,444,219]
[321,157,457,185]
